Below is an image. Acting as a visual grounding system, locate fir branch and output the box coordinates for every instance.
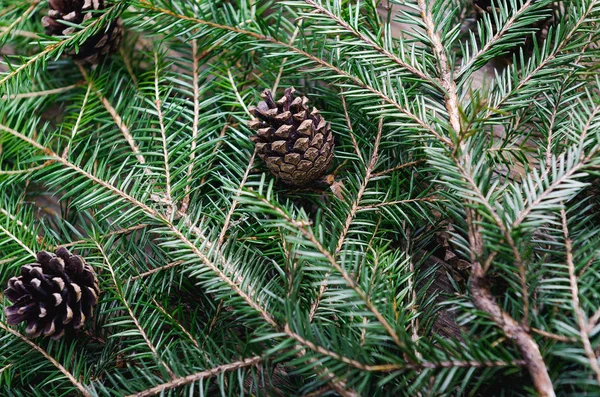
[0,83,81,100]
[153,50,175,214]
[561,208,600,385]
[77,64,147,166]
[309,118,383,320]
[181,39,200,214]
[125,355,264,397]
[0,321,92,397]
[137,1,453,146]
[96,242,177,379]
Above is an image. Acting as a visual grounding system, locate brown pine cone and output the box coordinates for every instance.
[4,248,100,339]
[248,87,334,186]
[42,0,123,64]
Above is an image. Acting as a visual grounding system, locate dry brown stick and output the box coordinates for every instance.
[561,209,600,385]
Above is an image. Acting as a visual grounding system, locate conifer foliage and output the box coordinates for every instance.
[0,0,599,396]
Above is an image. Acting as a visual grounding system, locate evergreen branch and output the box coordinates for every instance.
[57,224,151,249]
[561,209,600,385]
[1,123,278,330]
[125,355,263,397]
[0,83,81,100]
[302,0,436,85]
[293,346,359,397]
[357,196,440,210]
[0,3,121,90]
[285,323,522,371]
[0,224,36,258]
[272,24,302,93]
[77,65,147,166]
[456,0,535,79]
[0,161,50,175]
[259,195,408,352]
[0,321,92,397]
[218,150,257,245]
[63,82,93,158]
[130,260,184,280]
[165,225,278,327]
[153,50,175,214]
[340,94,364,164]
[0,26,39,39]
[484,1,598,120]
[531,327,577,344]
[0,207,42,244]
[416,0,461,134]
[310,118,383,321]
[0,0,39,42]
[181,39,200,214]
[372,159,425,177]
[137,1,453,147]
[96,242,177,379]
[148,295,200,349]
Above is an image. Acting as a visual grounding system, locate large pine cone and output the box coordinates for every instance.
[249,88,334,186]
[42,0,123,64]
[4,248,100,339]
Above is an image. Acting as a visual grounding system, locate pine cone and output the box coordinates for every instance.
[4,248,100,339]
[42,0,123,64]
[248,88,334,186]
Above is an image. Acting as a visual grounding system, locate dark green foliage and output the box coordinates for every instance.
[0,0,599,396]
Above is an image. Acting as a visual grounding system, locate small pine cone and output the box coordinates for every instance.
[42,0,123,64]
[248,87,334,186]
[4,248,100,339]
